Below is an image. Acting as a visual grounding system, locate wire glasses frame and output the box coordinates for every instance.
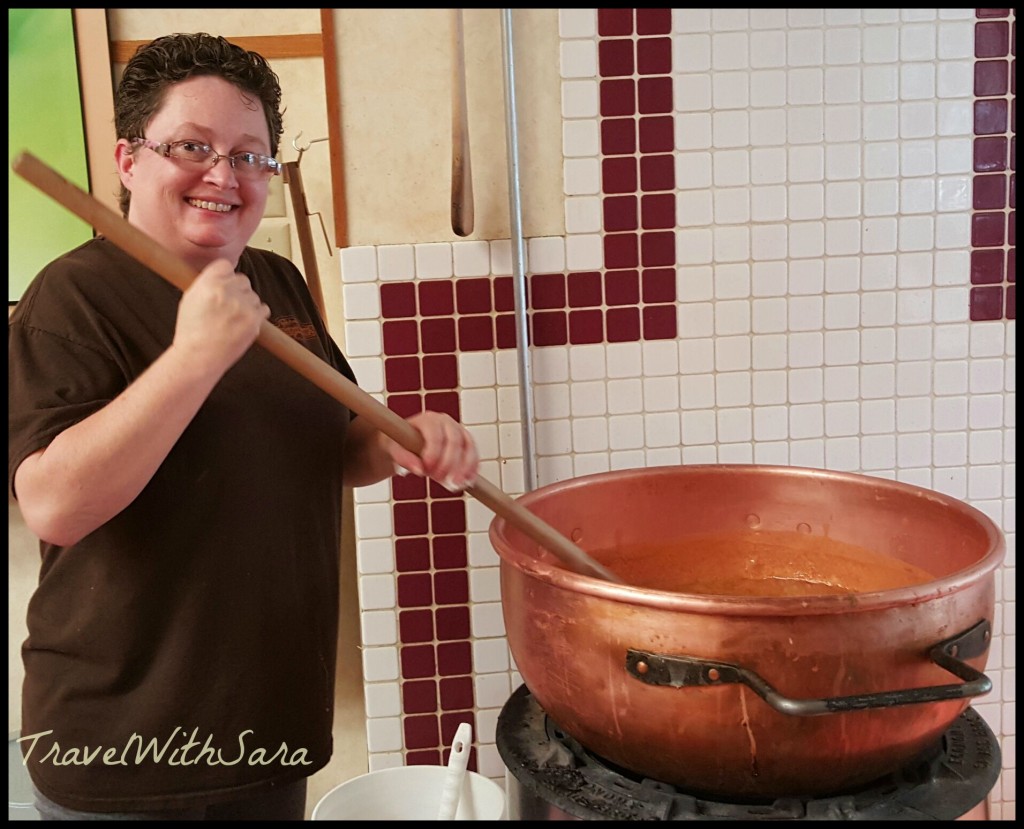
[131,138,282,178]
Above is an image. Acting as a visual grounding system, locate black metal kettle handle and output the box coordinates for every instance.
[625,619,992,716]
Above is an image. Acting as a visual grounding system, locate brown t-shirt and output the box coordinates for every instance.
[8,238,355,811]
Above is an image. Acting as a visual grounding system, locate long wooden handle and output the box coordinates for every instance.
[12,151,620,583]
[451,9,474,237]
[283,160,328,326]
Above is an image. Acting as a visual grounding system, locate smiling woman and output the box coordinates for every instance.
[7,8,92,303]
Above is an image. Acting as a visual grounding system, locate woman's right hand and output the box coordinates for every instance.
[173,258,270,373]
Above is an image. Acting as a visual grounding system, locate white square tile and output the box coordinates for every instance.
[360,609,397,647]
[561,78,599,119]
[560,39,597,79]
[674,33,711,72]
[362,647,399,682]
[470,601,506,639]
[452,239,492,277]
[414,242,453,279]
[340,245,378,283]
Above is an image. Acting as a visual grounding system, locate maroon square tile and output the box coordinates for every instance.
[530,273,567,309]
[643,304,678,340]
[1011,171,1017,208]
[420,318,457,353]
[975,99,1008,135]
[430,501,466,535]
[406,749,441,765]
[976,9,1011,17]
[399,608,434,643]
[598,8,633,36]
[636,8,671,35]
[403,714,439,750]
[603,157,639,194]
[380,282,417,318]
[605,269,640,305]
[603,195,639,232]
[439,676,474,711]
[388,393,424,418]
[401,644,436,679]
[395,501,429,537]
[568,271,603,307]
[434,570,469,605]
[403,679,438,714]
[974,136,1008,172]
[600,78,637,117]
[601,117,637,155]
[493,276,515,312]
[457,316,494,352]
[423,354,458,390]
[568,309,605,344]
[1008,248,1016,282]
[392,474,428,503]
[640,154,675,191]
[437,641,472,676]
[418,281,454,316]
[637,37,672,75]
[975,21,1009,58]
[971,211,1007,246]
[532,311,568,346]
[435,606,470,641]
[641,193,675,229]
[970,285,1004,320]
[975,59,1009,96]
[432,535,467,570]
[382,319,419,356]
[605,233,640,269]
[455,277,492,314]
[428,479,462,500]
[425,391,460,420]
[637,76,674,115]
[974,174,1008,209]
[1007,285,1016,319]
[398,572,433,607]
[599,39,634,77]
[1009,209,1015,246]
[496,314,519,348]
[642,268,677,303]
[639,115,675,153]
[385,356,422,393]
[440,714,477,761]
[641,230,677,267]
[396,537,431,571]
[606,306,641,342]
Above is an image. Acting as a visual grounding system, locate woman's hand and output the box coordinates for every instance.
[343,411,479,491]
[173,258,270,374]
[390,410,480,491]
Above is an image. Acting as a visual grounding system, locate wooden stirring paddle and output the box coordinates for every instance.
[12,151,621,583]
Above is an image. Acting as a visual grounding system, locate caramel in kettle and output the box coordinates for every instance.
[596,530,937,597]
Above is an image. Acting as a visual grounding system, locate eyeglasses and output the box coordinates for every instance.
[131,138,282,178]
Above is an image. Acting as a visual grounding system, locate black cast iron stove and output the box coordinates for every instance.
[497,683,1001,821]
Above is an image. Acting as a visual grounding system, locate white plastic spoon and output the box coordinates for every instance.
[437,722,472,820]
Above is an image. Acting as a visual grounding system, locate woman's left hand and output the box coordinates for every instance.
[391,411,479,491]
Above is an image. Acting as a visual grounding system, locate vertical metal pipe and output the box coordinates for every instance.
[500,8,538,492]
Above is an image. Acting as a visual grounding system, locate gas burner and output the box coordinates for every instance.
[497,683,1001,821]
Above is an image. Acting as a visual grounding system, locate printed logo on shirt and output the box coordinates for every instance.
[272,315,318,342]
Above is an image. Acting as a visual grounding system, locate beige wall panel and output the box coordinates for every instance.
[334,8,564,246]
[107,9,322,40]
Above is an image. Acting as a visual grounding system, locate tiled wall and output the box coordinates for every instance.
[339,8,1016,818]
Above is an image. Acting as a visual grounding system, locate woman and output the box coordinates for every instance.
[8,33,477,820]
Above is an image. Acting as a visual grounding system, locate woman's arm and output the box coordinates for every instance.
[13,260,268,546]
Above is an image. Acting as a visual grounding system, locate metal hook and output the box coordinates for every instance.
[291,131,329,167]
